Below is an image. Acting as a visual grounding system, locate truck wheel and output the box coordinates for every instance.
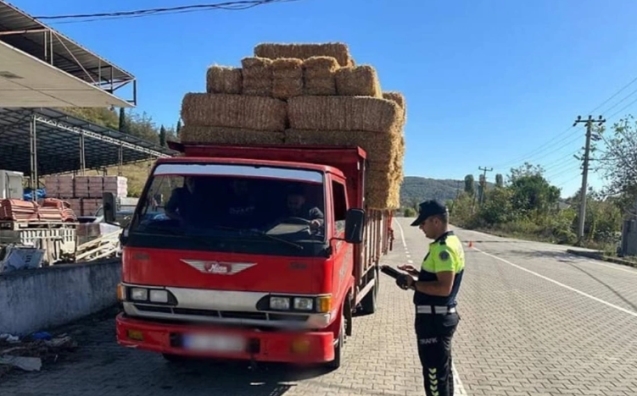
[360,268,379,314]
[326,312,344,370]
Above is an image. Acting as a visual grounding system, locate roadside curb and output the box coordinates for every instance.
[566,249,637,269]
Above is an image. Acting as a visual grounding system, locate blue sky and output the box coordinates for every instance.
[13,0,637,198]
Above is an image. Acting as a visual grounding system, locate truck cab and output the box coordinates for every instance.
[116,152,367,367]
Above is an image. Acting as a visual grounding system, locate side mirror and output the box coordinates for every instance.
[344,208,365,244]
[102,192,117,224]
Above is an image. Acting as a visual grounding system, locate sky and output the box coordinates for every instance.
[11,0,637,198]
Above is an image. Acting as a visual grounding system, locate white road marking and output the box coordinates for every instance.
[456,225,637,276]
[473,247,637,318]
[393,218,468,396]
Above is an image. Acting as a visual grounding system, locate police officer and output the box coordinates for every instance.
[395,200,465,396]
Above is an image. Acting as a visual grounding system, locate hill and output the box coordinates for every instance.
[400,176,495,207]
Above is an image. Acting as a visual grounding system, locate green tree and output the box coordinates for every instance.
[478,174,487,205]
[159,125,167,147]
[118,108,128,133]
[464,174,475,195]
[176,119,182,136]
[598,116,637,214]
[495,173,504,188]
[509,162,545,183]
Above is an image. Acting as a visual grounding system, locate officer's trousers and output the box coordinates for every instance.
[414,311,460,396]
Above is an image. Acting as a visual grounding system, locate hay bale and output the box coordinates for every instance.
[180,93,287,131]
[206,66,242,94]
[283,129,403,167]
[254,42,353,67]
[272,58,303,100]
[180,126,285,145]
[382,91,405,109]
[287,96,403,133]
[366,182,401,210]
[303,56,339,96]
[283,129,404,210]
[335,66,381,97]
[241,57,273,96]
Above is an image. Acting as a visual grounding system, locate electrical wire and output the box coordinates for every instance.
[491,75,637,170]
[35,0,302,24]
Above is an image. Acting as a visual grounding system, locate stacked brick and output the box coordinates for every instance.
[44,175,128,216]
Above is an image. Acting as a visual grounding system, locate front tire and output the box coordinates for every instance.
[326,312,345,370]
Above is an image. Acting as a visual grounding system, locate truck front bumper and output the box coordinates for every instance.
[116,313,336,364]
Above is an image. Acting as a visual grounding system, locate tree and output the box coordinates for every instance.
[159,125,167,147]
[118,108,128,133]
[597,116,637,214]
[478,174,487,205]
[495,173,504,188]
[127,112,159,144]
[176,119,182,136]
[508,162,545,183]
[464,175,475,196]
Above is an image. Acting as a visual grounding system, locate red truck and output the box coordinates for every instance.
[113,142,394,369]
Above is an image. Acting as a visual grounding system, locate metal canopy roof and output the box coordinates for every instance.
[0,107,174,176]
[0,41,133,108]
[0,1,135,92]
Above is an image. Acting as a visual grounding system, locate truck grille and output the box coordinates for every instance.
[133,304,309,322]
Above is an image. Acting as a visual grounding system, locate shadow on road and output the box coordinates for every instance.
[147,359,329,396]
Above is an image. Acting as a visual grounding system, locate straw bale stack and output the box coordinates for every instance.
[254,43,353,67]
[241,57,273,96]
[287,96,402,133]
[180,93,287,131]
[335,66,382,97]
[272,58,304,100]
[178,42,407,210]
[180,126,285,145]
[283,129,404,209]
[206,66,242,94]
[302,56,339,96]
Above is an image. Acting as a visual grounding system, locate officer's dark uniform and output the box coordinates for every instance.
[406,201,465,396]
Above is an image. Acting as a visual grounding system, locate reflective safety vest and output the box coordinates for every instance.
[413,231,465,307]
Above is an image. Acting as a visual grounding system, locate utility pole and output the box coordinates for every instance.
[477,166,493,205]
[573,115,605,245]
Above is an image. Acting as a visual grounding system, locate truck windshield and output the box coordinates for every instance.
[127,162,329,257]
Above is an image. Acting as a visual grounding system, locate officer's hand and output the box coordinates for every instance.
[398,264,419,277]
[396,274,414,290]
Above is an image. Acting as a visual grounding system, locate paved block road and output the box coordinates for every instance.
[3,218,637,395]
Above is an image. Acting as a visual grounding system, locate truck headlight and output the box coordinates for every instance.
[293,297,314,311]
[130,288,148,301]
[149,289,169,303]
[270,296,290,310]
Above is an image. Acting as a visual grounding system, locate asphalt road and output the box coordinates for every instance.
[3,218,637,395]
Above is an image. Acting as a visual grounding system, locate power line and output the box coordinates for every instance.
[35,0,301,23]
[491,75,637,169]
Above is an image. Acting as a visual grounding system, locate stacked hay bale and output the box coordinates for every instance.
[180,42,406,210]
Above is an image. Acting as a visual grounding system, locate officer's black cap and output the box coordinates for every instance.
[410,200,448,226]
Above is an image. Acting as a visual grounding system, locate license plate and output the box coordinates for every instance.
[183,333,246,353]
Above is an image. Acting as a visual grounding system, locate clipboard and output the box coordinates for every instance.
[380,265,404,279]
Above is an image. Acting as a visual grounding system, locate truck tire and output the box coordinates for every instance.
[326,312,344,370]
[360,267,379,314]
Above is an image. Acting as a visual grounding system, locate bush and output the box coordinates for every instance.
[403,207,416,217]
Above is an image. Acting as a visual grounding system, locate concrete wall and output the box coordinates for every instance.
[0,259,121,336]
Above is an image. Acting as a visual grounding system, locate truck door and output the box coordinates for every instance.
[328,176,353,302]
